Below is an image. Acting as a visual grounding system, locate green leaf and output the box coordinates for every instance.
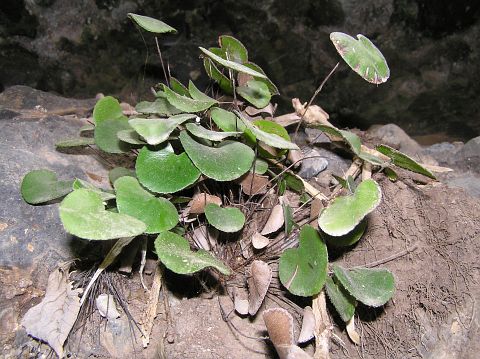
[188,81,216,102]
[79,123,95,133]
[114,177,178,234]
[333,265,395,307]
[154,231,231,275]
[278,225,328,296]
[93,96,124,124]
[376,144,435,179]
[252,158,269,174]
[55,137,95,148]
[59,189,146,240]
[316,125,361,154]
[330,32,390,84]
[210,108,245,132]
[117,129,146,145]
[204,203,245,233]
[108,167,135,185]
[219,35,248,63]
[169,77,190,96]
[237,80,271,108]
[21,169,73,204]
[163,85,217,113]
[325,276,356,322]
[243,62,280,95]
[283,203,295,235]
[285,173,305,193]
[238,115,299,150]
[136,145,201,194]
[203,58,234,94]
[318,179,381,236]
[72,179,116,201]
[94,117,132,153]
[179,131,255,181]
[199,47,267,78]
[135,98,182,116]
[128,13,177,34]
[129,114,196,145]
[383,167,398,182]
[185,123,240,141]
[358,151,386,166]
[322,219,367,248]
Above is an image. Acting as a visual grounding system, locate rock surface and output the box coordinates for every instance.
[1,1,480,140]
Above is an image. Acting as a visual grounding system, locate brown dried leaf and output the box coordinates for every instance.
[298,306,315,343]
[189,193,222,215]
[310,199,323,222]
[238,172,270,196]
[252,232,270,249]
[287,149,304,168]
[248,260,272,315]
[261,204,284,235]
[346,316,360,345]
[21,268,82,358]
[190,224,219,250]
[292,98,331,128]
[245,103,275,116]
[273,112,302,127]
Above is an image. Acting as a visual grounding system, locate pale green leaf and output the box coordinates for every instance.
[136,145,200,194]
[21,169,73,204]
[237,80,271,109]
[188,81,216,102]
[163,85,217,113]
[318,179,381,236]
[114,177,178,234]
[279,225,328,296]
[185,123,241,141]
[179,131,255,181]
[59,189,146,240]
[204,203,245,233]
[72,179,115,201]
[199,47,267,78]
[93,96,123,124]
[376,144,435,179]
[325,276,356,322]
[55,137,95,148]
[128,13,177,34]
[108,167,135,185]
[251,158,269,174]
[135,98,182,116]
[154,231,231,275]
[330,32,389,84]
[94,117,132,153]
[117,129,146,145]
[219,35,248,63]
[333,265,395,307]
[316,125,361,154]
[129,114,196,145]
[210,108,245,132]
[243,62,280,95]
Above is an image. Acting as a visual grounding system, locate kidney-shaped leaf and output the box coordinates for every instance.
[237,80,271,109]
[135,98,182,116]
[128,13,177,33]
[376,144,435,179]
[21,169,73,204]
[59,189,146,240]
[114,176,178,234]
[154,231,231,275]
[330,32,389,84]
[164,85,217,113]
[93,96,123,124]
[318,179,381,236]
[129,114,195,145]
[94,117,132,153]
[204,203,245,233]
[210,108,246,132]
[279,225,328,297]
[333,265,395,307]
[136,145,201,194]
[325,276,356,322]
[322,219,367,248]
[200,47,267,78]
[179,131,255,181]
[186,123,241,141]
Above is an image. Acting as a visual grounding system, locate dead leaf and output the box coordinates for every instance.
[310,199,323,222]
[287,149,304,168]
[21,268,82,358]
[252,232,270,249]
[234,288,249,316]
[237,172,270,195]
[298,306,315,343]
[248,260,272,315]
[141,263,163,348]
[346,317,360,345]
[263,308,312,359]
[292,98,331,128]
[96,294,121,319]
[245,103,275,116]
[190,224,219,250]
[189,193,222,215]
[273,112,302,127]
[261,204,284,235]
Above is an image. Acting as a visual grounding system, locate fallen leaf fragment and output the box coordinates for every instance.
[245,103,275,116]
[298,306,315,343]
[21,268,82,358]
[96,294,121,319]
[248,260,272,315]
[287,149,304,168]
[292,98,331,128]
[346,316,360,345]
[234,291,249,316]
[237,172,270,195]
[273,112,301,127]
[252,232,270,249]
[189,192,222,215]
[261,204,284,235]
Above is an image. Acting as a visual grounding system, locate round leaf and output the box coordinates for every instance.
[219,35,248,63]
[243,62,280,95]
[318,179,381,236]
[94,117,132,153]
[330,32,390,84]
[136,145,201,194]
[21,169,73,204]
[179,131,255,181]
[323,219,367,248]
[210,108,246,132]
[128,13,177,33]
[237,80,271,109]
[333,265,395,307]
[93,96,123,124]
[114,177,178,234]
[279,225,328,296]
[204,203,245,233]
[129,114,196,145]
[154,231,231,275]
[59,189,146,240]
[186,123,241,141]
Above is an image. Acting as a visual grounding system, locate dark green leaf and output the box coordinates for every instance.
[376,144,435,179]
[55,137,95,148]
[203,58,233,94]
[237,80,271,108]
[219,35,248,63]
[169,77,189,96]
[108,167,135,185]
[322,219,367,248]
[325,276,356,322]
[204,203,245,233]
[199,47,267,78]
[210,108,245,132]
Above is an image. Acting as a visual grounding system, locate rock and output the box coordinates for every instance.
[304,127,331,145]
[422,141,464,167]
[297,148,328,179]
[446,176,480,198]
[458,136,480,172]
[368,123,423,155]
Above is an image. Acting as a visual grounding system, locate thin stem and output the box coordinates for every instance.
[155,36,170,87]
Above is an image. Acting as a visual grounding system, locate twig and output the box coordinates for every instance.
[141,263,163,347]
[155,36,170,87]
[354,244,418,268]
[139,237,148,290]
[312,290,332,359]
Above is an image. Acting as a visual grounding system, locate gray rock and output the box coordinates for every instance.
[458,137,480,172]
[305,128,331,145]
[446,175,480,198]
[422,141,464,167]
[297,148,328,179]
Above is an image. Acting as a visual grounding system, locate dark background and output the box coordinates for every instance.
[1,0,479,141]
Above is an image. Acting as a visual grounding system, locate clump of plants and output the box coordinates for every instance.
[20,13,438,358]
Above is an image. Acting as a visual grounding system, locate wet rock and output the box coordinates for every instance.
[297,148,328,179]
